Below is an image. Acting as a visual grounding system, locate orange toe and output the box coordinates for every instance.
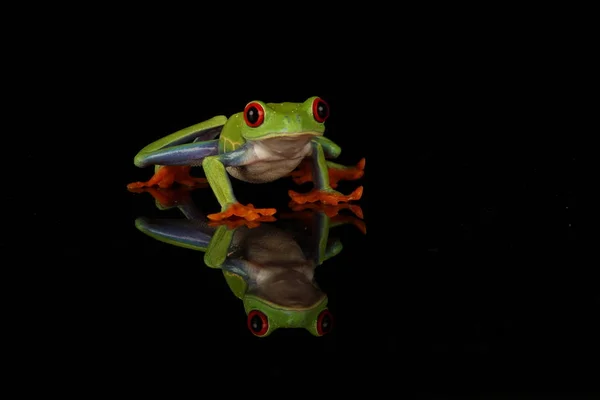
[357,157,366,170]
[288,186,363,205]
[127,181,146,190]
[207,203,277,222]
[328,158,366,187]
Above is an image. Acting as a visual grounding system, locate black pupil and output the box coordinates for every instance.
[247,106,259,124]
[251,314,263,332]
[316,101,328,119]
[321,314,331,332]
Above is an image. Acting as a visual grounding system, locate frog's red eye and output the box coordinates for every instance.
[247,310,269,336]
[316,309,333,336]
[244,101,265,127]
[312,97,329,123]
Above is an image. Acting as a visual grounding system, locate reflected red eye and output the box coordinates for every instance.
[312,97,329,123]
[244,101,265,127]
[316,309,333,336]
[247,310,269,336]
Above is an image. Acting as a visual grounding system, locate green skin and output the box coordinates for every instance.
[133,190,355,337]
[205,219,335,337]
[131,96,354,212]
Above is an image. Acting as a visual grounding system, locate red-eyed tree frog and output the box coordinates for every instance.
[132,186,365,337]
[127,96,365,222]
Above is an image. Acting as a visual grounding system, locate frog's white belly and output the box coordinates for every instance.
[226,136,314,183]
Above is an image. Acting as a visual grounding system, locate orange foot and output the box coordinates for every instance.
[207,203,277,222]
[288,186,363,205]
[127,166,208,189]
[290,158,366,189]
[329,158,365,188]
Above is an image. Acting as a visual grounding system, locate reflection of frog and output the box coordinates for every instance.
[127,97,365,222]
[132,187,365,337]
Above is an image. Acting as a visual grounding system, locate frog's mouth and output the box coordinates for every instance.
[254,132,320,157]
[255,131,322,140]
[246,289,327,311]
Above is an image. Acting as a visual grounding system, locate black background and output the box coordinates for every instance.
[19,12,592,394]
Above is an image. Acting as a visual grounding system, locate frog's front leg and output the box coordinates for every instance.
[289,141,363,205]
[202,146,277,222]
[127,140,219,189]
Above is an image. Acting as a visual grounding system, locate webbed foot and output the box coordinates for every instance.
[329,158,365,188]
[207,203,277,222]
[288,186,363,205]
[290,158,366,188]
[127,166,208,189]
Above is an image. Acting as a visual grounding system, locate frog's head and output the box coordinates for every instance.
[240,96,329,141]
[243,293,333,337]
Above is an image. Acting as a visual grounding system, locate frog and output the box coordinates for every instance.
[132,185,365,337]
[127,96,365,222]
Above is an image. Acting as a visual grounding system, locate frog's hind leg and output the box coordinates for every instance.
[290,158,365,188]
[127,140,219,189]
[128,116,225,189]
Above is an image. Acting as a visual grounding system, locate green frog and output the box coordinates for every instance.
[132,186,365,337]
[127,96,365,222]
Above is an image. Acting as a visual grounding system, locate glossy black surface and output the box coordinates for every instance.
[27,45,589,392]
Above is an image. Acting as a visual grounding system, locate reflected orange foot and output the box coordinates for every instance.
[127,166,208,190]
[289,186,363,205]
[331,215,367,235]
[127,186,194,208]
[279,207,366,234]
[207,203,277,222]
[208,216,276,229]
[288,201,364,219]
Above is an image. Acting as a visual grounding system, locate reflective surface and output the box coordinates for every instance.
[130,186,365,337]
[31,76,588,390]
